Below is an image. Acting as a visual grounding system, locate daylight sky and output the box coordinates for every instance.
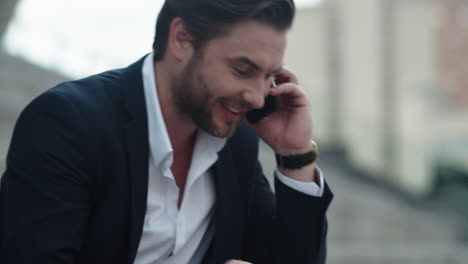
[2,0,323,78]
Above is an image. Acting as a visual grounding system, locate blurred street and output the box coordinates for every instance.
[259,141,468,264]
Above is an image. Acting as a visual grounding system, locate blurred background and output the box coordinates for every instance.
[1,0,467,263]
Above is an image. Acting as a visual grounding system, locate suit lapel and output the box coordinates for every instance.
[120,57,150,264]
[205,145,243,263]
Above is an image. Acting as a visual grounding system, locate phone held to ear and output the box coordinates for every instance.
[246,78,279,124]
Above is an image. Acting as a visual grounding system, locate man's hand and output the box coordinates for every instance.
[246,68,317,183]
[246,68,312,156]
[225,260,252,264]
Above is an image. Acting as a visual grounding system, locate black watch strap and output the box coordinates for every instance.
[275,140,319,169]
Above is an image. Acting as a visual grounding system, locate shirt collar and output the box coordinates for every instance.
[141,53,227,169]
[142,53,173,168]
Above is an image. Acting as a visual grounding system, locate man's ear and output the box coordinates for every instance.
[167,17,194,62]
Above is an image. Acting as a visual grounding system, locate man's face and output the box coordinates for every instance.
[171,20,287,137]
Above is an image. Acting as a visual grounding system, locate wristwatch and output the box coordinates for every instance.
[275,140,319,169]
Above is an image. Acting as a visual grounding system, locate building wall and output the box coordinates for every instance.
[436,0,468,107]
[284,6,331,145]
[334,0,388,177]
[392,0,437,194]
[334,0,438,195]
[288,0,443,195]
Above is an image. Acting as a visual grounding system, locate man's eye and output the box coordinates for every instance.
[234,67,252,76]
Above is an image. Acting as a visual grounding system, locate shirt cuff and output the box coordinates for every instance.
[275,166,324,197]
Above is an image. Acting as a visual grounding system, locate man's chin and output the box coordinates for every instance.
[204,121,239,138]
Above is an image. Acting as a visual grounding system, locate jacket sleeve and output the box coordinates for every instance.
[0,91,97,264]
[241,161,333,264]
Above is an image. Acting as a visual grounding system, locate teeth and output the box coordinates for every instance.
[224,104,241,113]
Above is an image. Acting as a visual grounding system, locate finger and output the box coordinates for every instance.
[269,83,309,108]
[275,67,298,84]
[270,82,305,98]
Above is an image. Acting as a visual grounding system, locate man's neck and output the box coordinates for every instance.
[154,59,197,150]
[154,59,197,207]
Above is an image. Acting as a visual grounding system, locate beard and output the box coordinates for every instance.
[171,52,238,138]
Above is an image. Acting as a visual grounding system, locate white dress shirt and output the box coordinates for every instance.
[134,54,324,264]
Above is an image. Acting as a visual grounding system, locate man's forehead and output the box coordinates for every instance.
[202,20,287,70]
[213,20,287,48]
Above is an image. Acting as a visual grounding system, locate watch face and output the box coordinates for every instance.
[310,140,319,157]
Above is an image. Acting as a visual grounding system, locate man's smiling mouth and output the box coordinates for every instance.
[223,104,242,114]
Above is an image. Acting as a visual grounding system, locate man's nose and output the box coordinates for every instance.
[242,83,268,110]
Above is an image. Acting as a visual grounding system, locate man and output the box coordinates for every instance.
[0,0,333,263]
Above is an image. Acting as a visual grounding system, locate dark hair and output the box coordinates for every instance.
[152,0,296,61]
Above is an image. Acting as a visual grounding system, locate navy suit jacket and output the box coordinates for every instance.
[0,56,333,264]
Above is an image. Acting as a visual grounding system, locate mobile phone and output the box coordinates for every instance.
[245,78,279,124]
